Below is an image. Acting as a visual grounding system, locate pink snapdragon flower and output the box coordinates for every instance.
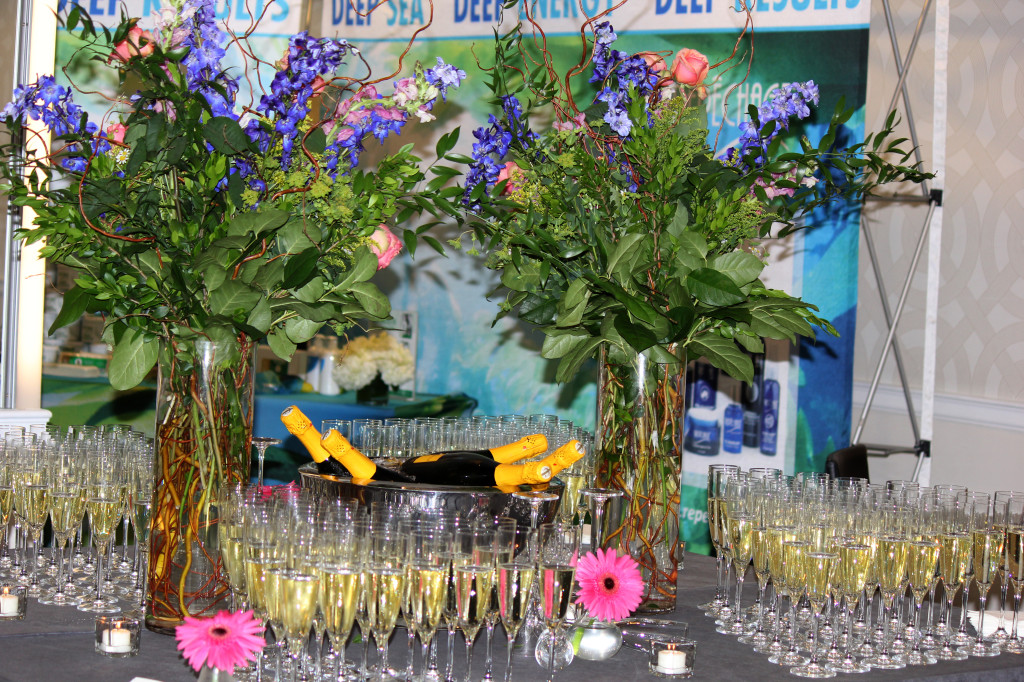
[496,161,524,194]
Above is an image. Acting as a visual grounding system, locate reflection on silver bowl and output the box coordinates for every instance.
[297,464,563,527]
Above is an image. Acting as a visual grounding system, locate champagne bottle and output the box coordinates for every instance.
[320,429,415,483]
[399,452,552,487]
[280,405,350,477]
[535,440,585,478]
[405,433,548,465]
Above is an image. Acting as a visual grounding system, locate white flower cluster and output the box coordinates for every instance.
[331,332,414,391]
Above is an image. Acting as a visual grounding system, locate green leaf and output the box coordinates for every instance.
[540,331,588,359]
[108,327,158,390]
[267,328,297,361]
[348,281,390,319]
[284,317,322,344]
[689,334,753,383]
[210,280,262,317]
[666,203,690,238]
[246,296,272,334]
[710,251,765,287]
[48,286,91,335]
[686,268,746,307]
[563,277,590,310]
[605,233,646,277]
[282,247,319,289]
[293,276,325,303]
[555,337,602,383]
[613,313,658,352]
[228,209,290,238]
[203,116,250,155]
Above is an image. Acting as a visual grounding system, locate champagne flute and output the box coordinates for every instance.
[367,527,407,681]
[704,466,740,616]
[719,476,754,635]
[791,551,837,678]
[280,569,320,682]
[935,496,971,662]
[967,494,1002,657]
[769,539,810,667]
[38,446,85,606]
[739,487,772,648]
[832,540,873,673]
[904,538,941,665]
[78,456,123,614]
[252,436,282,490]
[991,491,1022,645]
[1003,495,1024,654]
[498,557,536,682]
[536,522,580,682]
[406,530,449,682]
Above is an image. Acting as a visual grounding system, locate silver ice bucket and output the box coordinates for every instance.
[297,464,564,527]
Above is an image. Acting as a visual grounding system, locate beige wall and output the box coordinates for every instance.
[856,2,1024,490]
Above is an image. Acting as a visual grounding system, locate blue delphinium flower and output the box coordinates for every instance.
[462,94,532,206]
[2,75,100,171]
[725,81,820,169]
[424,57,467,101]
[588,23,656,140]
[181,0,238,118]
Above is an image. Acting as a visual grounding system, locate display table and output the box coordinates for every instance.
[3,553,1023,681]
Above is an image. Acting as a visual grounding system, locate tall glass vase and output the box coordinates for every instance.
[146,336,255,633]
[596,345,686,613]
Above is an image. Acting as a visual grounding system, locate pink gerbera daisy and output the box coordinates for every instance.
[574,548,644,622]
[175,609,266,673]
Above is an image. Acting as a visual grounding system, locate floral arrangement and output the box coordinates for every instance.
[0,0,465,389]
[575,548,644,622]
[332,331,415,391]
[175,609,265,674]
[455,15,929,385]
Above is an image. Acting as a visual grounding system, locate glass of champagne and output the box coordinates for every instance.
[406,529,449,682]
[499,552,537,682]
[904,538,941,665]
[38,446,85,606]
[769,539,810,667]
[865,529,909,668]
[78,455,123,614]
[935,493,971,662]
[1002,495,1024,654]
[991,491,1023,645]
[832,539,873,673]
[367,527,407,681]
[536,522,580,682]
[703,465,740,616]
[791,550,837,678]
[967,494,1002,657]
[719,476,754,635]
[279,569,320,682]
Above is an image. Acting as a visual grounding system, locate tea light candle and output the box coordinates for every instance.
[99,625,134,654]
[656,644,689,674]
[0,591,18,616]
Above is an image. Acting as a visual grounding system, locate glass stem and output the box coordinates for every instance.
[483,621,495,680]
[998,578,1010,634]
[504,636,515,682]
[444,625,456,682]
[380,637,390,682]
[1012,590,1022,643]
[976,591,989,647]
[732,575,745,628]
[546,626,557,682]
[466,637,476,682]
[808,608,822,667]
[714,553,725,602]
[407,625,417,681]
[879,594,892,658]
[911,596,924,653]
[755,579,768,634]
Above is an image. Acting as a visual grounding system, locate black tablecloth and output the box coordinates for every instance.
[3,553,1024,681]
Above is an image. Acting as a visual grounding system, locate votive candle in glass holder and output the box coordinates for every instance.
[95,614,140,657]
[648,637,696,678]
[0,584,27,620]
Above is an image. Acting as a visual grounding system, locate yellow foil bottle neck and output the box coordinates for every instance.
[280,405,330,463]
[489,433,549,464]
[321,429,376,479]
[494,462,552,487]
[540,440,585,476]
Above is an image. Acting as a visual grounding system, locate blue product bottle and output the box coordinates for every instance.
[684,409,720,456]
[760,376,780,456]
[723,403,743,454]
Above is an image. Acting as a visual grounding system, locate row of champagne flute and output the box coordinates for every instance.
[706,464,1024,678]
[0,423,154,615]
[218,484,582,682]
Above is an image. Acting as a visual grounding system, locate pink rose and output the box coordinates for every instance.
[496,161,524,194]
[552,113,586,132]
[638,51,667,73]
[111,25,155,63]
[105,122,127,144]
[368,224,402,270]
[670,48,709,87]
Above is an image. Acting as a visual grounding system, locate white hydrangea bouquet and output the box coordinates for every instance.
[333,332,415,391]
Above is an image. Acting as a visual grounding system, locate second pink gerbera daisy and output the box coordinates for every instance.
[175,609,266,673]
[574,547,644,622]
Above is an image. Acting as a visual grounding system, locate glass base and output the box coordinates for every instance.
[828,657,872,674]
[934,644,968,661]
[865,652,906,670]
[965,640,1002,657]
[904,649,938,665]
[754,637,786,656]
[790,661,836,678]
[37,590,83,606]
[1002,638,1024,654]
[77,598,122,614]
[769,650,809,666]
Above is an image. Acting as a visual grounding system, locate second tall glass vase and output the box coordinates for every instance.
[146,336,255,633]
[596,346,686,613]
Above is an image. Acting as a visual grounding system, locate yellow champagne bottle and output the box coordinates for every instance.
[405,434,549,465]
[321,429,414,482]
[280,405,349,477]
